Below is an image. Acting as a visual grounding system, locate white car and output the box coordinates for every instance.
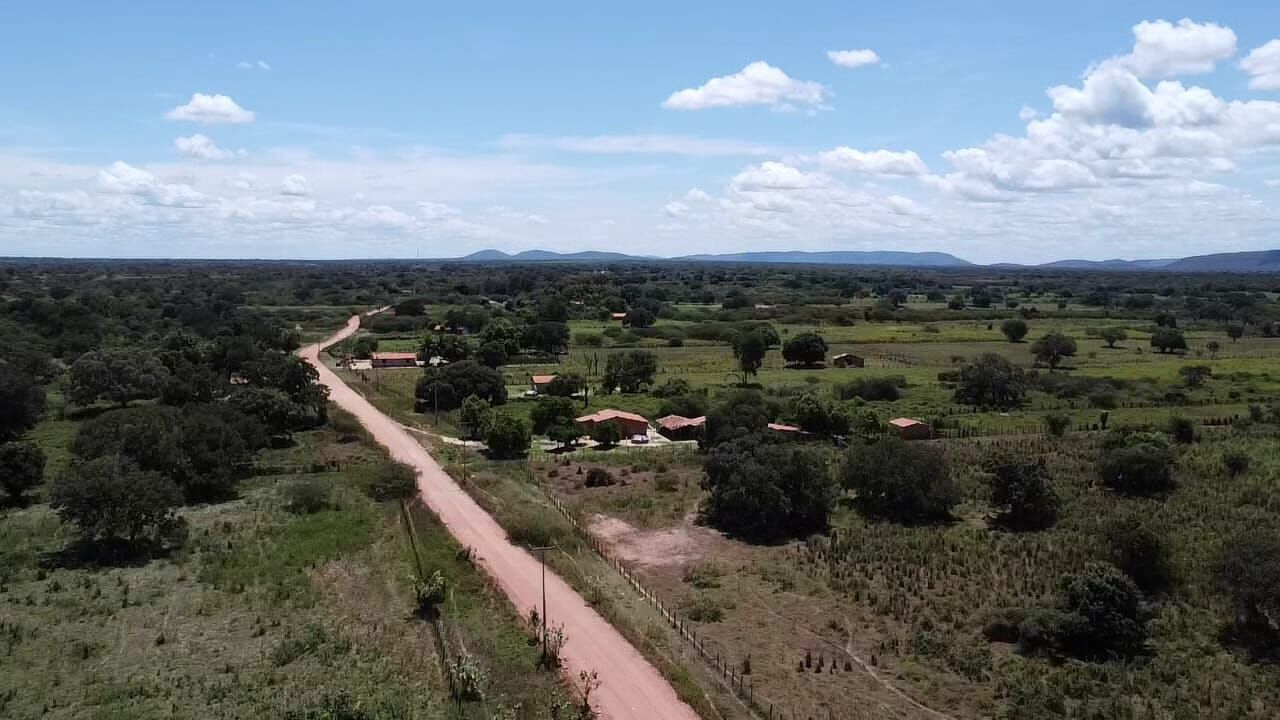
[630,434,650,444]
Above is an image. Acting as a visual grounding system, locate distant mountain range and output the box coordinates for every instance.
[456,248,1280,272]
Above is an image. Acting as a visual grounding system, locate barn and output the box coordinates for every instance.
[832,353,865,368]
[889,417,932,440]
[577,409,651,439]
[656,414,705,440]
[370,351,420,368]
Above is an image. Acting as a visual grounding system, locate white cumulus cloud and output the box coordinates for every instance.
[236,60,271,71]
[818,147,928,176]
[174,134,235,160]
[1102,18,1237,78]
[280,173,310,196]
[1240,40,1280,91]
[166,93,255,124]
[826,49,880,68]
[662,62,828,111]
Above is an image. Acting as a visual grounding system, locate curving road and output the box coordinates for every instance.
[300,312,701,720]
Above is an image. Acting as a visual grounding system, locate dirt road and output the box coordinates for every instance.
[300,313,702,720]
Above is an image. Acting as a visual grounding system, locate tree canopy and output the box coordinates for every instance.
[840,438,958,523]
[700,433,836,542]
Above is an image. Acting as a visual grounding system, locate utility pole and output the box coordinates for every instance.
[530,545,552,655]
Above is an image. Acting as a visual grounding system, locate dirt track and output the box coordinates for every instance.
[300,313,701,720]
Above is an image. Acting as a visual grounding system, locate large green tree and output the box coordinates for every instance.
[700,434,836,542]
[67,349,170,407]
[602,351,657,394]
[782,332,828,367]
[954,353,1026,409]
[50,455,183,547]
[0,365,45,442]
[840,438,958,523]
[0,441,45,502]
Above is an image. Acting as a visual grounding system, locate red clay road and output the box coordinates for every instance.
[301,313,702,720]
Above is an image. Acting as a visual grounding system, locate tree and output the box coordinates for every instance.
[1206,340,1221,358]
[782,333,828,367]
[530,396,577,435]
[367,460,418,501]
[840,438,958,523]
[1103,517,1174,595]
[1215,530,1280,660]
[1178,364,1212,388]
[0,441,45,502]
[1150,327,1187,354]
[947,295,966,310]
[627,307,656,328]
[416,360,506,411]
[546,373,585,398]
[522,321,571,356]
[67,348,171,407]
[700,434,836,542]
[704,389,775,446]
[1031,332,1077,370]
[547,423,581,449]
[1098,327,1128,348]
[1056,563,1150,659]
[485,413,531,460]
[478,318,523,355]
[352,336,379,359]
[0,365,45,442]
[394,298,427,316]
[602,351,657,394]
[420,333,472,363]
[1097,442,1175,496]
[732,331,768,384]
[986,455,1059,530]
[477,341,508,368]
[459,394,494,440]
[658,393,709,420]
[1001,319,1029,343]
[230,386,303,439]
[590,422,622,447]
[1226,323,1245,342]
[954,353,1025,409]
[790,393,851,437]
[50,455,183,547]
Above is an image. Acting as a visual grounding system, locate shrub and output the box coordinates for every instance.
[584,467,615,487]
[840,438,958,523]
[459,394,494,439]
[529,396,576,435]
[0,441,45,502]
[1043,413,1070,437]
[280,478,331,514]
[1056,563,1150,659]
[833,376,904,402]
[1215,530,1280,661]
[50,454,183,547]
[368,461,418,502]
[1097,443,1175,496]
[1166,415,1196,444]
[1000,319,1028,342]
[1103,517,1174,595]
[1223,450,1250,478]
[1031,332,1077,370]
[590,422,622,448]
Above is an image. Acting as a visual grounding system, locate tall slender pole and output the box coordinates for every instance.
[531,545,551,655]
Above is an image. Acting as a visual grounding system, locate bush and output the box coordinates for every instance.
[1223,450,1250,478]
[1031,332,1077,370]
[1056,563,1150,659]
[1215,530,1280,661]
[1166,415,1196,444]
[1001,319,1028,342]
[530,396,577,435]
[0,441,45,502]
[416,360,506,411]
[1103,517,1174,595]
[1097,443,1175,496]
[657,393,709,420]
[459,394,494,439]
[368,460,418,502]
[584,467,615,487]
[1043,413,1070,437]
[833,376,904,402]
[0,365,45,442]
[280,478,331,514]
[590,422,622,448]
[840,438,958,523]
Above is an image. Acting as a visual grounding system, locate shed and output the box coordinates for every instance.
[530,374,558,393]
[610,312,628,323]
[371,352,420,368]
[831,353,865,368]
[889,417,932,440]
[577,409,651,439]
[768,422,806,437]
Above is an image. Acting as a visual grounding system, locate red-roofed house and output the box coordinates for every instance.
[610,312,628,323]
[889,417,932,440]
[656,414,705,440]
[530,374,558,394]
[371,351,420,368]
[576,409,651,438]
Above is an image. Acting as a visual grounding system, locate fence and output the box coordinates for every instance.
[543,494,815,720]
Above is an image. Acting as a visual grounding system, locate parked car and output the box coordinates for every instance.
[630,434,650,444]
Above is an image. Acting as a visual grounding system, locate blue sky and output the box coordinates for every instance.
[2,2,1279,262]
